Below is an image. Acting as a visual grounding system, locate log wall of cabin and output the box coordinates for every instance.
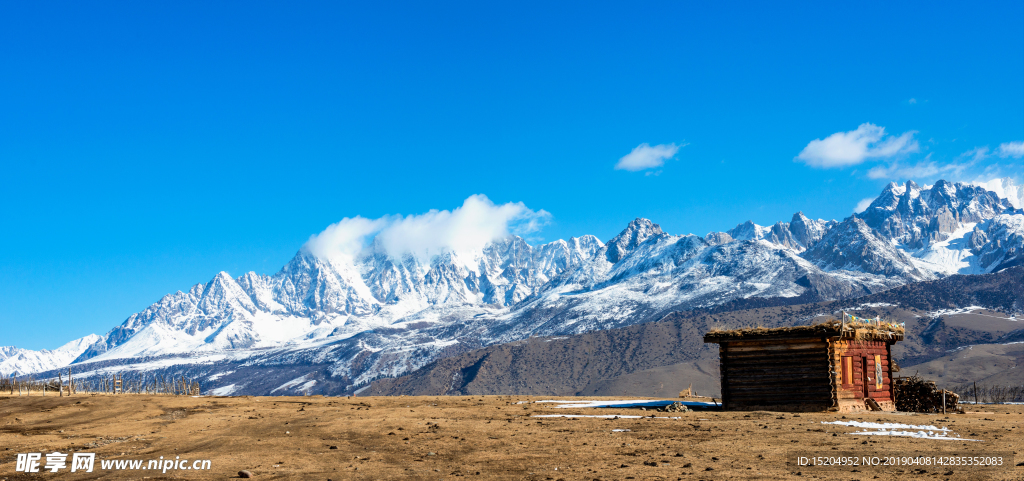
[718,338,833,411]
[831,339,893,404]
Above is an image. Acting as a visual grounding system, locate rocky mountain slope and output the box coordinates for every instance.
[366,266,1024,397]
[8,178,1023,396]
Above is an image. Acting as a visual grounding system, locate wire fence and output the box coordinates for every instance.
[0,371,199,396]
[950,382,1024,404]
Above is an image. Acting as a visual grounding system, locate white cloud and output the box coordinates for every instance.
[908,98,917,104]
[866,156,969,181]
[853,197,875,213]
[615,143,682,172]
[997,141,1024,158]
[302,195,551,261]
[962,146,990,162]
[302,216,387,260]
[795,123,919,168]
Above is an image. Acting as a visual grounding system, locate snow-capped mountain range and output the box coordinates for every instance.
[0,335,102,378]
[4,179,1022,396]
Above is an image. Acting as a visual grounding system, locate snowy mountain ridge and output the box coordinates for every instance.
[0,335,103,377]
[6,179,1023,394]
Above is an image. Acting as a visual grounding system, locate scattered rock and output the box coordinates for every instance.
[238,470,253,478]
[659,402,690,413]
[329,446,338,449]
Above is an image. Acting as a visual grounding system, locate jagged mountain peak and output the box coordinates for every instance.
[618,218,663,237]
[0,346,20,360]
[803,216,929,280]
[704,231,734,246]
[858,179,1017,249]
[605,218,666,263]
[726,220,766,242]
[720,214,833,252]
[569,234,604,249]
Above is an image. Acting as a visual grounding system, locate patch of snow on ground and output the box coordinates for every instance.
[208,384,237,396]
[928,306,985,317]
[272,374,312,393]
[850,430,981,441]
[927,306,1018,321]
[533,414,681,420]
[857,302,895,308]
[352,385,371,395]
[822,421,980,441]
[823,421,945,431]
[206,370,234,381]
[537,399,718,408]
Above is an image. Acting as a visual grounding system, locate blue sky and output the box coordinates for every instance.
[2,1,1022,349]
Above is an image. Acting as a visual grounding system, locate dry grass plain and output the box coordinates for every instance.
[1,394,1021,480]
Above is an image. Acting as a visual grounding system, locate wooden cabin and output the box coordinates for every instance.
[703,318,904,412]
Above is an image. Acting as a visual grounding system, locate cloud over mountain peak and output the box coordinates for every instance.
[302,195,551,261]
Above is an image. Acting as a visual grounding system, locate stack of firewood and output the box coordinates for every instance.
[893,375,959,413]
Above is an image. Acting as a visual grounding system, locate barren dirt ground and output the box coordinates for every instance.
[1,394,1021,480]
